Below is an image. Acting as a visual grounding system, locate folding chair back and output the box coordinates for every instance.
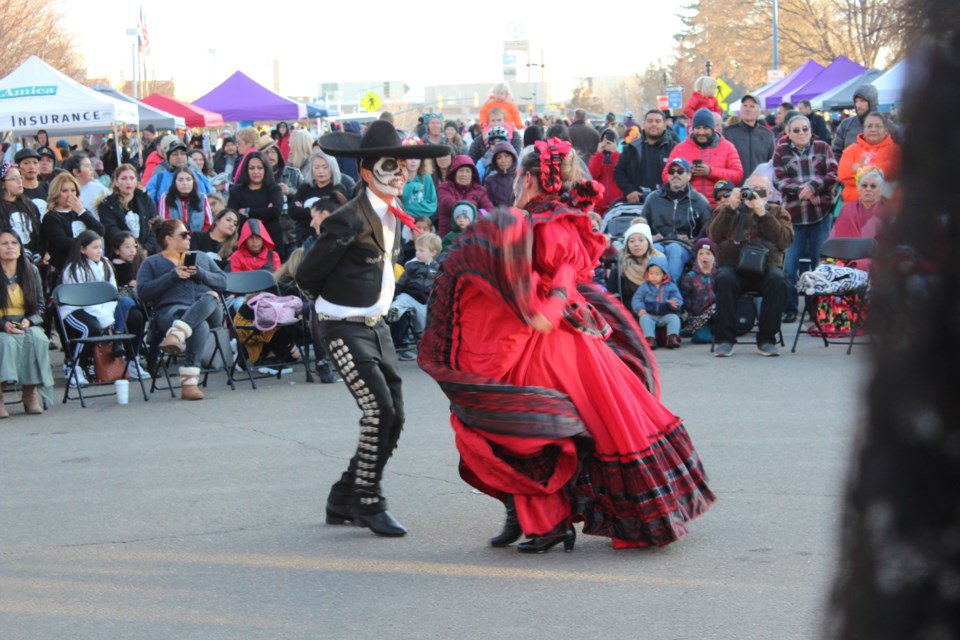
[222,271,313,388]
[225,270,280,296]
[819,237,877,263]
[52,282,148,407]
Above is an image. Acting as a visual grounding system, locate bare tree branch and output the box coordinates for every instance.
[0,0,86,80]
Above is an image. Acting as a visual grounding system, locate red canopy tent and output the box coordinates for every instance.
[141,94,224,128]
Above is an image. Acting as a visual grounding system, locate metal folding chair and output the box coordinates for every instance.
[221,270,313,389]
[791,237,877,355]
[52,282,149,408]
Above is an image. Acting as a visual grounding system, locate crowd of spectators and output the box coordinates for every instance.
[0,78,900,415]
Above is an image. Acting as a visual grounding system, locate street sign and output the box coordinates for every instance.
[715,78,733,111]
[767,69,786,83]
[665,84,684,93]
[657,95,669,110]
[667,89,683,110]
[361,91,382,113]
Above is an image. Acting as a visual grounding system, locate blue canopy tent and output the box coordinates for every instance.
[871,58,909,111]
[814,70,884,110]
[294,99,328,118]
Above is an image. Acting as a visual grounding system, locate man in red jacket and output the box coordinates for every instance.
[663,108,743,207]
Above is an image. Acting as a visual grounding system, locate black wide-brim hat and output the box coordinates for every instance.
[319,120,450,159]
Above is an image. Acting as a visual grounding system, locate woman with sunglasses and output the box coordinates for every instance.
[136,219,226,400]
[772,114,839,323]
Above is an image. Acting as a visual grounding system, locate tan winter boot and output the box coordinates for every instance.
[0,389,8,419]
[179,366,204,401]
[160,320,192,356]
[21,385,43,414]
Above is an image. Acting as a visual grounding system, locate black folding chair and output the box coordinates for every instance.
[792,237,876,355]
[222,270,313,389]
[143,302,234,397]
[53,282,149,408]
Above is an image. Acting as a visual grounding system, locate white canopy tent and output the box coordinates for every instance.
[871,58,908,110]
[0,56,138,135]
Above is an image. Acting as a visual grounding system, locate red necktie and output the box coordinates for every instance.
[387,203,421,236]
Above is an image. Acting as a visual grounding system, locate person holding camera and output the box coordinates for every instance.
[707,175,794,357]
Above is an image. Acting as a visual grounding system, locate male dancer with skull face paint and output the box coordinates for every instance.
[296,121,449,537]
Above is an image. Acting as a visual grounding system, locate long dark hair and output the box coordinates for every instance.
[0,229,40,315]
[234,151,276,189]
[165,167,201,211]
[108,230,143,274]
[63,230,112,283]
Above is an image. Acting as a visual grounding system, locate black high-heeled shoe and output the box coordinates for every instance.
[489,496,522,547]
[517,527,576,554]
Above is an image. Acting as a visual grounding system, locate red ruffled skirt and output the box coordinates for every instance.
[420,210,714,546]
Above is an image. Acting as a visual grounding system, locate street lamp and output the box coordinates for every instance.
[527,61,545,115]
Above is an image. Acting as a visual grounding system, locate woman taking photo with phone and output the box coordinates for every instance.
[136,219,226,400]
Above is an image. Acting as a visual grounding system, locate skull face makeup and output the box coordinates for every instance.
[371,157,406,196]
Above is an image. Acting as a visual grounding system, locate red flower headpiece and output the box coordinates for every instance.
[570,179,605,211]
[533,138,571,193]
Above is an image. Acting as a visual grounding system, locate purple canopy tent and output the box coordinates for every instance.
[788,56,868,104]
[761,60,826,109]
[193,71,307,122]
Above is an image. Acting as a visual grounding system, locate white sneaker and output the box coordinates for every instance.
[67,365,89,388]
[127,358,152,379]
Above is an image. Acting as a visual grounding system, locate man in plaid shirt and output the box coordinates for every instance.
[772,114,838,322]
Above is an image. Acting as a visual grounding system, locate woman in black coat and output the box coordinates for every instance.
[226,151,285,260]
[97,164,160,255]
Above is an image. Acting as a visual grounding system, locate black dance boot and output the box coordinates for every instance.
[316,358,342,384]
[488,496,522,547]
[517,527,576,554]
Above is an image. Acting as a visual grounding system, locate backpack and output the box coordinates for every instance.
[245,292,303,331]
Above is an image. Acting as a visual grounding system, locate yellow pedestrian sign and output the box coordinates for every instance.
[715,78,733,112]
[361,91,382,113]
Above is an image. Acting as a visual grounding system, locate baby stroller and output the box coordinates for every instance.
[601,197,648,251]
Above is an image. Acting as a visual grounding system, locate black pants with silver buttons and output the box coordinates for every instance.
[318,319,404,515]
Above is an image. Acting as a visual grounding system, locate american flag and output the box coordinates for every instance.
[138,5,150,55]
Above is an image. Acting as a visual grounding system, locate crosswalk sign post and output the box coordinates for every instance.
[361,91,382,113]
[715,78,733,112]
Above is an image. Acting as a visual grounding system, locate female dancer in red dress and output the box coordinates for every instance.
[420,139,714,552]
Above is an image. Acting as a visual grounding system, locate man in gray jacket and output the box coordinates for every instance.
[640,158,713,282]
[832,84,879,158]
[723,94,775,179]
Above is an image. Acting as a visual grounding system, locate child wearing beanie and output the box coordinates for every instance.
[681,237,718,343]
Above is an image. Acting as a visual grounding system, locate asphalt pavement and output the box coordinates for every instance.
[0,332,867,639]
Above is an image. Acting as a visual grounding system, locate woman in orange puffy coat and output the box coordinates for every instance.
[837,112,901,203]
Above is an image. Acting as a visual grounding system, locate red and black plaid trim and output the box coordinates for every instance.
[569,421,715,546]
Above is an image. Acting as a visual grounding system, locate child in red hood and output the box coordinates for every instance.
[230,218,280,273]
